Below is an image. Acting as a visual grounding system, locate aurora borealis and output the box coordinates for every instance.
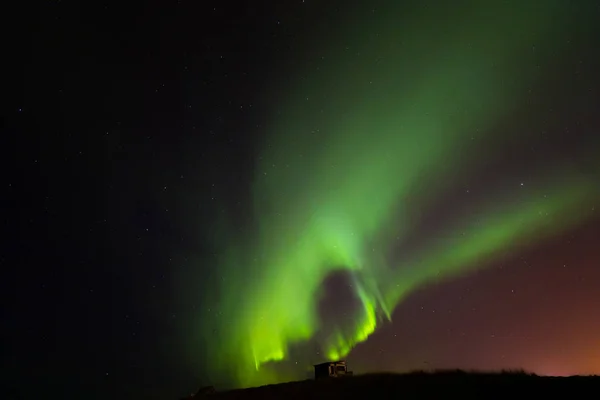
[5,1,599,399]
[195,1,598,388]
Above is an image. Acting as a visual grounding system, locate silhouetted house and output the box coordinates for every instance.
[314,360,352,379]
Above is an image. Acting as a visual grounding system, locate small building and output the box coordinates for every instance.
[314,360,352,380]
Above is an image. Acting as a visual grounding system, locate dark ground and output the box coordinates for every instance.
[185,371,599,399]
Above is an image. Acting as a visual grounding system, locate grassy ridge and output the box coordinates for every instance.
[192,370,599,399]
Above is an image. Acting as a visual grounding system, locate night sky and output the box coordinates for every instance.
[3,1,600,399]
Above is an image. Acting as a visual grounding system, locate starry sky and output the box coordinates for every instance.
[3,1,600,399]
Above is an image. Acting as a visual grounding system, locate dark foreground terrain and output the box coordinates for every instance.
[193,371,599,399]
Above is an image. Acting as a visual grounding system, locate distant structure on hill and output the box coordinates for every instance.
[314,360,353,380]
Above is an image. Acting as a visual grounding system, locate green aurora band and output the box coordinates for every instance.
[198,1,597,387]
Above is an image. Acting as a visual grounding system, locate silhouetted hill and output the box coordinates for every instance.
[192,370,599,399]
